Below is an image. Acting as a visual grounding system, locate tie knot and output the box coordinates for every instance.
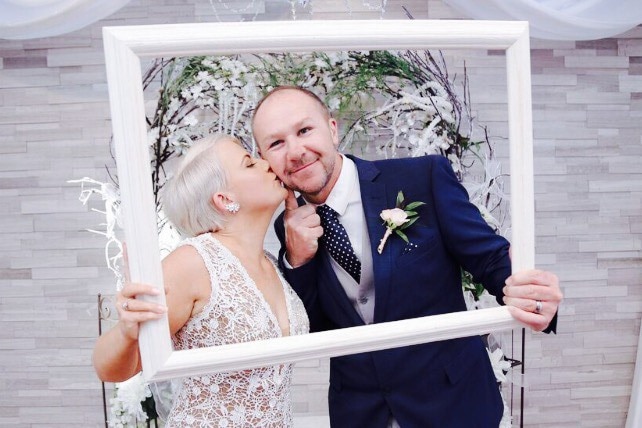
[317,204,338,225]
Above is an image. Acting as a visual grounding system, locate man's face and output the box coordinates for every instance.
[252,89,342,204]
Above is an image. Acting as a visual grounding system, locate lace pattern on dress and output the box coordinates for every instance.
[165,234,309,428]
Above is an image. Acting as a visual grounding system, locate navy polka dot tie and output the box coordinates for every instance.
[317,205,361,283]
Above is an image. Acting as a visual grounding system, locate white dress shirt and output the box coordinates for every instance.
[321,155,375,324]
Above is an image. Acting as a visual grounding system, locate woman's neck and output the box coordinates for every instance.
[213,214,271,263]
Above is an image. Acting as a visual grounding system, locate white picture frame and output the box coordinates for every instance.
[102,19,533,382]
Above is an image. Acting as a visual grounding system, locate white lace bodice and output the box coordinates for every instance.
[165,234,309,428]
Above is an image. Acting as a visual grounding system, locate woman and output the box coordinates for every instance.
[92,134,309,427]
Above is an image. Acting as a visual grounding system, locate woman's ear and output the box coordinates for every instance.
[212,192,240,214]
[211,192,231,213]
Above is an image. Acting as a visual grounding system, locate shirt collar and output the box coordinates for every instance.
[323,155,359,216]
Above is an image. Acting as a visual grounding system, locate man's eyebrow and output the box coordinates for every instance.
[259,117,313,142]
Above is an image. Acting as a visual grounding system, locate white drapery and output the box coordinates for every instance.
[0,0,132,40]
[445,0,642,40]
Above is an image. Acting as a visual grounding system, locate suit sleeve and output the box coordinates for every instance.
[429,156,557,333]
[274,212,335,332]
[429,156,511,302]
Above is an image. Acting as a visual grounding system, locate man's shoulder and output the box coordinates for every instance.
[351,153,444,167]
[350,154,446,175]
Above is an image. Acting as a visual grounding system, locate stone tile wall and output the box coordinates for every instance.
[0,1,640,426]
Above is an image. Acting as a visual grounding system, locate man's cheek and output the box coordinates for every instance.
[270,160,287,178]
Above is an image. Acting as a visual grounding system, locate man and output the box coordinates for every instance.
[252,86,562,428]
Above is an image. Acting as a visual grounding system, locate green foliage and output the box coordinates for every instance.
[462,269,486,300]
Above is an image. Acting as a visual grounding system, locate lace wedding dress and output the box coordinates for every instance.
[165,234,309,428]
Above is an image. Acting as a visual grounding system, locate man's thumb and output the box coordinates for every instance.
[284,188,298,211]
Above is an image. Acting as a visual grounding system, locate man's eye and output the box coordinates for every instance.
[269,140,283,149]
[299,127,311,135]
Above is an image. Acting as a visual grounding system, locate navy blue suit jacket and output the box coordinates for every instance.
[276,155,511,428]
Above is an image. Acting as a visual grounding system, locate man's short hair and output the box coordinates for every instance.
[252,85,332,124]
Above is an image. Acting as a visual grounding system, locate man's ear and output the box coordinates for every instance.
[329,118,339,148]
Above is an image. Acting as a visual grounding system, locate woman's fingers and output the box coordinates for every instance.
[120,281,160,298]
[115,281,167,341]
[117,282,162,311]
[119,297,167,315]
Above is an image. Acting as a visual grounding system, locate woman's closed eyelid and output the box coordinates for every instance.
[242,156,256,167]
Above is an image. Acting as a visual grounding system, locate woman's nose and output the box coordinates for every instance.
[258,157,270,170]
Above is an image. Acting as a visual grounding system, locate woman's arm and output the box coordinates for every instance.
[92,244,209,382]
[92,283,165,382]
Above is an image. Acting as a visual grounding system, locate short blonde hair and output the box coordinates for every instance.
[162,134,238,237]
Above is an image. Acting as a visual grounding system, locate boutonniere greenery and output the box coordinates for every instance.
[377,191,426,254]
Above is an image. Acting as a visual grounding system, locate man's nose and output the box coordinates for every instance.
[285,137,306,160]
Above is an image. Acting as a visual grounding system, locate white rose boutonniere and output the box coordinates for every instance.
[377,191,426,254]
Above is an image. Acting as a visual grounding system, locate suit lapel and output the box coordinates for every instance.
[317,249,366,326]
[350,156,395,323]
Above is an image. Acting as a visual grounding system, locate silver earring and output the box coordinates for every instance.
[225,202,240,213]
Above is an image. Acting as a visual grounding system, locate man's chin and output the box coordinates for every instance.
[293,187,328,204]
[285,182,312,193]
[285,174,331,201]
